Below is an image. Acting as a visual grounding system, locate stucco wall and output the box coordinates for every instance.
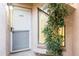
[71,4,79,56]
[63,14,74,56]
[0,3,7,56]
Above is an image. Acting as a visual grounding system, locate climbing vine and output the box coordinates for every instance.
[43,3,70,56]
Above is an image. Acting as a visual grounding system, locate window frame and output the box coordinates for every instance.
[38,8,49,45]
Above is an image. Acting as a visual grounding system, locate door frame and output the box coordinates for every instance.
[9,5,32,53]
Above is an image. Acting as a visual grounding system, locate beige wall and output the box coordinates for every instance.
[71,4,79,56]
[63,14,74,56]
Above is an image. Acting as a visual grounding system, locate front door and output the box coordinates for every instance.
[11,7,31,53]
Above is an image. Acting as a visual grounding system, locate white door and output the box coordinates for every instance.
[11,7,31,53]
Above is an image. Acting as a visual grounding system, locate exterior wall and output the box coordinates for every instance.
[63,14,74,56]
[71,4,79,56]
[31,4,38,50]
[0,3,7,56]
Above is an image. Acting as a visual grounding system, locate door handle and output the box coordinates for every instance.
[11,27,14,32]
